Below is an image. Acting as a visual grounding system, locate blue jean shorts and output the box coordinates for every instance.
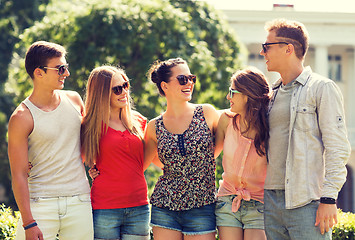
[215,195,264,230]
[93,204,150,240]
[150,203,216,235]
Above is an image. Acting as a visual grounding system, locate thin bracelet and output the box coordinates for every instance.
[22,219,35,227]
[23,221,37,230]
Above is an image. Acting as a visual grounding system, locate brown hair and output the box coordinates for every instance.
[147,58,186,96]
[265,18,309,59]
[231,67,271,156]
[81,66,144,167]
[25,41,67,79]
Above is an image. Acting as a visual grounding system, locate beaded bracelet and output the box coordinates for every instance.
[23,221,37,230]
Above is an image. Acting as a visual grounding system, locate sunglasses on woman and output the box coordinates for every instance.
[176,75,197,85]
[229,87,241,98]
[112,81,130,95]
[40,64,69,75]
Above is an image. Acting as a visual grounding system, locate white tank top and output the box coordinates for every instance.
[23,90,90,198]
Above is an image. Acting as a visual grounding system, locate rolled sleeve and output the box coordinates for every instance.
[317,81,351,199]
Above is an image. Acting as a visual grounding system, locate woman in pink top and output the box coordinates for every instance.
[81,66,150,240]
[215,67,271,240]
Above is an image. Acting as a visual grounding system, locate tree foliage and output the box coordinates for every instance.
[10,0,243,118]
[5,0,244,206]
[0,0,49,210]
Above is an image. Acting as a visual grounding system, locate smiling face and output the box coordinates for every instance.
[110,73,129,110]
[39,56,69,90]
[163,63,195,101]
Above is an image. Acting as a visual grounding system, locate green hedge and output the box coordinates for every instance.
[1,204,355,239]
[333,209,355,239]
[0,204,19,240]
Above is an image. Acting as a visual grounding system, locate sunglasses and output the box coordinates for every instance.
[40,64,69,75]
[262,42,289,53]
[112,81,130,95]
[229,87,241,98]
[176,75,197,85]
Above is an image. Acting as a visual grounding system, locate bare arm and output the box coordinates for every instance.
[143,119,163,170]
[202,104,220,135]
[8,105,43,239]
[214,112,229,158]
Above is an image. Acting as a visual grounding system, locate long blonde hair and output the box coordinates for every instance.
[81,66,144,167]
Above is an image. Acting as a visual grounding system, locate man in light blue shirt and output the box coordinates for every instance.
[260,18,351,239]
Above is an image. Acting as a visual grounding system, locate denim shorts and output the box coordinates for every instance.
[150,203,216,235]
[215,195,264,230]
[93,204,150,240]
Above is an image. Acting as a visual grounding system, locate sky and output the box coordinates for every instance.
[204,0,355,13]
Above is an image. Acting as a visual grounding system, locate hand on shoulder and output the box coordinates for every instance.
[62,90,84,115]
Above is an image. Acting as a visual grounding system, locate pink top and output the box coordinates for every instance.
[217,115,267,212]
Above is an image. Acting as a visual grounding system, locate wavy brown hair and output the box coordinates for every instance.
[81,66,144,167]
[231,67,271,156]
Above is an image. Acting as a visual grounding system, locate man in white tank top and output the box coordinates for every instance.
[8,41,93,240]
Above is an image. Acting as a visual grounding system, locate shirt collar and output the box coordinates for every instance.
[272,66,312,89]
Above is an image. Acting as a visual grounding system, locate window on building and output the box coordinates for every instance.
[328,55,342,81]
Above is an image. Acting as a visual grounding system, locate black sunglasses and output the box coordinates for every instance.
[112,81,130,95]
[262,42,289,53]
[176,75,197,85]
[40,64,69,75]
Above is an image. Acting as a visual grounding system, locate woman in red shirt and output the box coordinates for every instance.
[81,66,150,240]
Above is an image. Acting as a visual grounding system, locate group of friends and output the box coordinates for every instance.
[7,18,351,240]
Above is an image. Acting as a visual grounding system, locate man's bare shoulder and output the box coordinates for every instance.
[8,103,33,134]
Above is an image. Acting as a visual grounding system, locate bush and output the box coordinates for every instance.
[0,204,19,240]
[333,209,355,239]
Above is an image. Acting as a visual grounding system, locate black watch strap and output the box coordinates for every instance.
[320,197,336,204]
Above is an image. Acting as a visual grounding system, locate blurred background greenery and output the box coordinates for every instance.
[0,0,245,210]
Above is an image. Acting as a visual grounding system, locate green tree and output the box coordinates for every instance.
[0,0,49,210]
[8,0,244,201]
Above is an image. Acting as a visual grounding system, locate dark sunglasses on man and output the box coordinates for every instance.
[261,42,289,53]
[40,64,69,76]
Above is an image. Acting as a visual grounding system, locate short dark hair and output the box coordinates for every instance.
[265,18,309,59]
[25,41,67,79]
[147,58,186,96]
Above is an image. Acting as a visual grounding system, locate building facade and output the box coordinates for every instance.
[222,6,355,211]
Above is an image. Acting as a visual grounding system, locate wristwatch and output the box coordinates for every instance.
[320,197,336,204]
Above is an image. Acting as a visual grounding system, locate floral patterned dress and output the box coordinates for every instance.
[150,105,216,211]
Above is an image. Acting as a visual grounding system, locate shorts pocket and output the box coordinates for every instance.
[256,205,264,214]
[215,200,227,211]
[77,193,91,203]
